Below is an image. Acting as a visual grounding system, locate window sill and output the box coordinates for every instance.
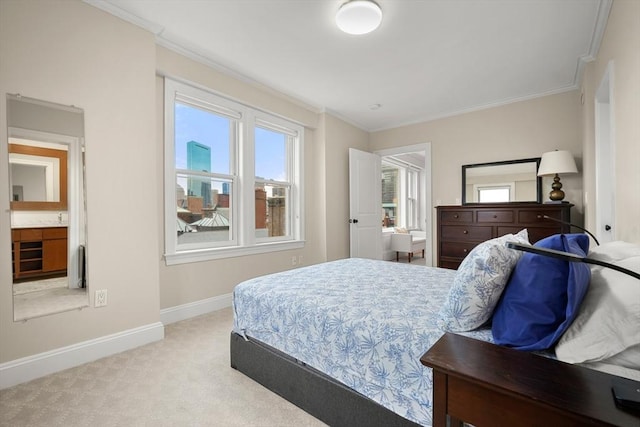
[164,240,305,266]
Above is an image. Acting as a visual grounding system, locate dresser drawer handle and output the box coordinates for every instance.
[462,249,468,253]
[537,214,543,219]
[463,230,468,234]
[454,214,459,218]
[493,214,498,218]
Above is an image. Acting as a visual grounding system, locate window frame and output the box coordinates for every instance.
[381,158,422,231]
[164,78,304,265]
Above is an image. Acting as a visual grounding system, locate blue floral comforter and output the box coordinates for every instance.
[232,258,493,426]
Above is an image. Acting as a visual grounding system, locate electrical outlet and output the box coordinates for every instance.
[95,289,108,307]
[291,256,297,266]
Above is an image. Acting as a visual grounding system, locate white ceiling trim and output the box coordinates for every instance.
[85,0,324,116]
[572,0,613,87]
[369,84,579,133]
[85,0,612,133]
[84,0,164,35]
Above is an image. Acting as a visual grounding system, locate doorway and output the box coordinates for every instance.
[594,61,615,243]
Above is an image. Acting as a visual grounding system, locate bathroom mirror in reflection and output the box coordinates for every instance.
[7,94,88,321]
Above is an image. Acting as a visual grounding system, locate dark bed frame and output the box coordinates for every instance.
[230,332,422,427]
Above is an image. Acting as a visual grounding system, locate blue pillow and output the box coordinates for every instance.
[491,234,591,351]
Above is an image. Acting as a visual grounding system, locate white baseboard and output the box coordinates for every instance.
[0,294,232,390]
[160,292,233,325]
[0,321,164,390]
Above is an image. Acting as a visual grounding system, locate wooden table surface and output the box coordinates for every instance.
[421,333,640,427]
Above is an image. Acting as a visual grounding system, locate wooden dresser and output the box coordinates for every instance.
[436,203,573,269]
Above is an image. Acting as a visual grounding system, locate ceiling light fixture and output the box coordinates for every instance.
[336,0,382,35]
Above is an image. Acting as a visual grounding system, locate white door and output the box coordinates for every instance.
[349,148,382,259]
[595,62,615,243]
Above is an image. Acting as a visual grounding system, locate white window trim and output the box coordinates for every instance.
[163,78,304,265]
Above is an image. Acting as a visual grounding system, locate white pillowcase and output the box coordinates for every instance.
[438,229,529,332]
[555,255,640,368]
[588,240,640,261]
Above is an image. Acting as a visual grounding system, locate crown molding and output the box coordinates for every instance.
[83,0,164,35]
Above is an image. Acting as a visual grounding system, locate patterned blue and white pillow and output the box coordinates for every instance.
[438,229,529,332]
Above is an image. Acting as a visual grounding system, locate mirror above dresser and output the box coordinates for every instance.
[462,158,542,204]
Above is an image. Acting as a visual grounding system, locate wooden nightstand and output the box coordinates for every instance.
[420,333,640,427]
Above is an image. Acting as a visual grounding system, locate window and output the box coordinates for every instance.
[382,159,422,229]
[164,79,304,265]
[478,187,510,203]
[474,183,514,203]
[381,163,399,227]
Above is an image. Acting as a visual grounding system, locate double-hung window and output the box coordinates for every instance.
[164,78,304,265]
[382,159,422,230]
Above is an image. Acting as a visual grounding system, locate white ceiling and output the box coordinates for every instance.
[87,0,610,131]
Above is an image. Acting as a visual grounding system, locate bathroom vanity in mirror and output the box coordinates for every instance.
[12,227,68,280]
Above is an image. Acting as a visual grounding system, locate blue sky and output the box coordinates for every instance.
[175,103,286,182]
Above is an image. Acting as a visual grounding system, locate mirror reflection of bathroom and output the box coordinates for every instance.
[7,94,88,321]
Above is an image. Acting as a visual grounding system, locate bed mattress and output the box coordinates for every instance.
[233,258,493,426]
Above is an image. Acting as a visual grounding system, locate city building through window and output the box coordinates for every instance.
[164,79,304,265]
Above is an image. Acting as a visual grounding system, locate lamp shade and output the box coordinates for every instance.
[336,0,382,35]
[537,150,578,177]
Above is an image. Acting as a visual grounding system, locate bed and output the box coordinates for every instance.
[230,234,640,426]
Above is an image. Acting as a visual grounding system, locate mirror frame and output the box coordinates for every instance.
[9,143,68,210]
[461,157,542,205]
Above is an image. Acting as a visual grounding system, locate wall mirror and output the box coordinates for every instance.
[462,158,542,204]
[7,94,88,321]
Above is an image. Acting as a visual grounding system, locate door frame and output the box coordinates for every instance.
[375,143,432,266]
[594,61,616,243]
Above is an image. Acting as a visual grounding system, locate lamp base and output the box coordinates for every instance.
[548,173,565,201]
[544,200,571,204]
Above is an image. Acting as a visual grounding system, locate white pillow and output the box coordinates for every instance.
[588,240,640,262]
[438,229,529,332]
[555,255,640,368]
[599,343,640,370]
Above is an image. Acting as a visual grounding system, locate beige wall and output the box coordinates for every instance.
[322,114,369,261]
[581,0,640,243]
[0,1,160,362]
[370,91,583,263]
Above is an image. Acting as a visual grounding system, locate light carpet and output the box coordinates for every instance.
[0,308,327,427]
[13,277,69,295]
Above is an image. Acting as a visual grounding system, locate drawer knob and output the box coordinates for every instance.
[462,249,468,253]
[463,230,468,234]
[537,215,542,219]
[454,214,459,218]
[493,215,497,218]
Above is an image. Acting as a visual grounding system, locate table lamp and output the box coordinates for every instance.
[537,150,578,202]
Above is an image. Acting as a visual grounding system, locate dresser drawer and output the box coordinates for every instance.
[441,242,477,258]
[527,227,564,244]
[477,210,514,223]
[441,210,473,223]
[436,204,573,275]
[43,227,67,239]
[441,225,493,242]
[439,259,462,270]
[518,210,562,224]
[496,226,527,238]
[18,228,43,241]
